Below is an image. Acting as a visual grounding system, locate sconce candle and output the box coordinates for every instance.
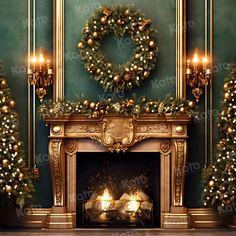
[27,53,53,102]
[186,49,211,102]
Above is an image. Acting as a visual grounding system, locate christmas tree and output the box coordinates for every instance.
[202,65,236,220]
[0,75,34,208]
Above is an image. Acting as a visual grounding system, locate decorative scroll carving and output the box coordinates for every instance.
[66,124,100,134]
[49,139,64,206]
[173,139,186,206]
[160,140,171,155]
[135,122,170,133]
[65,139,77,155]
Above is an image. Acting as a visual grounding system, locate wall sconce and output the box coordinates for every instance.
[186,49,211,102]
[27,53,53,102]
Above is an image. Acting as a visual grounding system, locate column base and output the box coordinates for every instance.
[162,212,192,229]
[46,207,76,229]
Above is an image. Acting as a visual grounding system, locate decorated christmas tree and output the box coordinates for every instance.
[0,75,34,208]
[202,65,236,223]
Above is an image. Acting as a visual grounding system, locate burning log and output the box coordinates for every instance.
[140,201,153,211]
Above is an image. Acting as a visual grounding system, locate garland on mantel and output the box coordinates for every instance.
[39,96,198,120]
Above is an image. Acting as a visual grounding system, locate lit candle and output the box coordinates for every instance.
[31,56,37,71]
[38,54,44,70]
[202,57,208,70]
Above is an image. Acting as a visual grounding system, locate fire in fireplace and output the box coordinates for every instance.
[76,152,160,227]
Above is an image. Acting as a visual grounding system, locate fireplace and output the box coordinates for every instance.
[45,115,192,229]
[76,152,160,227]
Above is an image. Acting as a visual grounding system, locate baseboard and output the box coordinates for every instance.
[0,207,219,228]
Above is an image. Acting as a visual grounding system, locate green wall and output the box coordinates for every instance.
[0,0,236,209]
[64,0,176,100]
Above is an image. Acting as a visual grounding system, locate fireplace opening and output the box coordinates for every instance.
[76,152,160,227]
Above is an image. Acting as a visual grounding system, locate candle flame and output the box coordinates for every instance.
[192,54,199,63]
[202,57,208,63]
[39,54,45,63]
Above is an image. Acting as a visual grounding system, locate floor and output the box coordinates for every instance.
[0,229,235,236]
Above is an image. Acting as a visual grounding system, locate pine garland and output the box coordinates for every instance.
[78,5,158,93]
[39,96,198,120]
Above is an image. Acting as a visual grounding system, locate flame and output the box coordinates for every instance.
[97,188,113,211]
[126,194,140,213]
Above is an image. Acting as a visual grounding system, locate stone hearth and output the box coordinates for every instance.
[45,114,192,229]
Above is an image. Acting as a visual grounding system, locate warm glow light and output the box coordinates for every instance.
[126,194,140,213]
[97,188,113,211]
[192,54,199,63]
[202,57,208,63]
[38,54,45,63]
[31,56,37,63]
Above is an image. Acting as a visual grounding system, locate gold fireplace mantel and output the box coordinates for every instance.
[45,114,192,229]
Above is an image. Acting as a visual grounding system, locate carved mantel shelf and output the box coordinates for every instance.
[45,114,192,229]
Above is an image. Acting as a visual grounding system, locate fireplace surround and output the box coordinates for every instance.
[45,114,192,228]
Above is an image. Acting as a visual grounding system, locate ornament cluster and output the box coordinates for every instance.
[0,76,34,208]
[202,65,236,210]
[78,5,158,93]
[40,96,197,120]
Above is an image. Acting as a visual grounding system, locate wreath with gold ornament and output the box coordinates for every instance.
[78,6,158,93]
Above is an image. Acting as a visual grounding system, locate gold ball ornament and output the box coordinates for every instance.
[208,180,215,187]
[49,108,54,114]
[124,9,130,16]
[145,107,150,113]
[143,71,150,79]
[6,185,12,193]
[77,42,84,49]
[106,63,112,69]
[92,32,99,38]
[90,102,96,110]
[83,100,90,108]
[148,40,156,49]
[9,100,16,108]
[101,16,108,24]
[113,75,120,83]
[135,53,141,59]
[180,107,186,113]
[2,105,9,114]
[18,173,24,181]
[13,144,19,152]
[2,159,9,168]
[227,127,234,134]
[188,101,195,108]
[224,92,231,100]
[87,38,94,46]
[96,69,101,75]
[124,73,131,82]
[117,19,124,25]
[133,65,138,71]
[0,79,7,88]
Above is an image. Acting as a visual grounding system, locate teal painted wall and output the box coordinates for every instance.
[64,0,176,100]
[0,0,236,209]
[0,0,53,207]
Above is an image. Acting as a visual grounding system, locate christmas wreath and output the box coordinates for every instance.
[78,6,158,93]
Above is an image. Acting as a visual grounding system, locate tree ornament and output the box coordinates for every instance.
[224,92,231,100]
[9,100,16,108]
[148,40,156,49]
[78,5,158,93]
[208,180,215,187]
[13,144,19,152]
[0,79,7,88]
[77,42,84,49]
[2,105,9,113]
[18,173,24,181]
[2,159,9,168]
[227,127,234,134]
[6,185,12,193]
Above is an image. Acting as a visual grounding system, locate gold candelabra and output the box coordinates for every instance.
[186,49,211,102]
[27,53,53,102]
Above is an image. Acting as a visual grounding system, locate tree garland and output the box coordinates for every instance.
[39,96,198,120]
[78,5,158,93]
